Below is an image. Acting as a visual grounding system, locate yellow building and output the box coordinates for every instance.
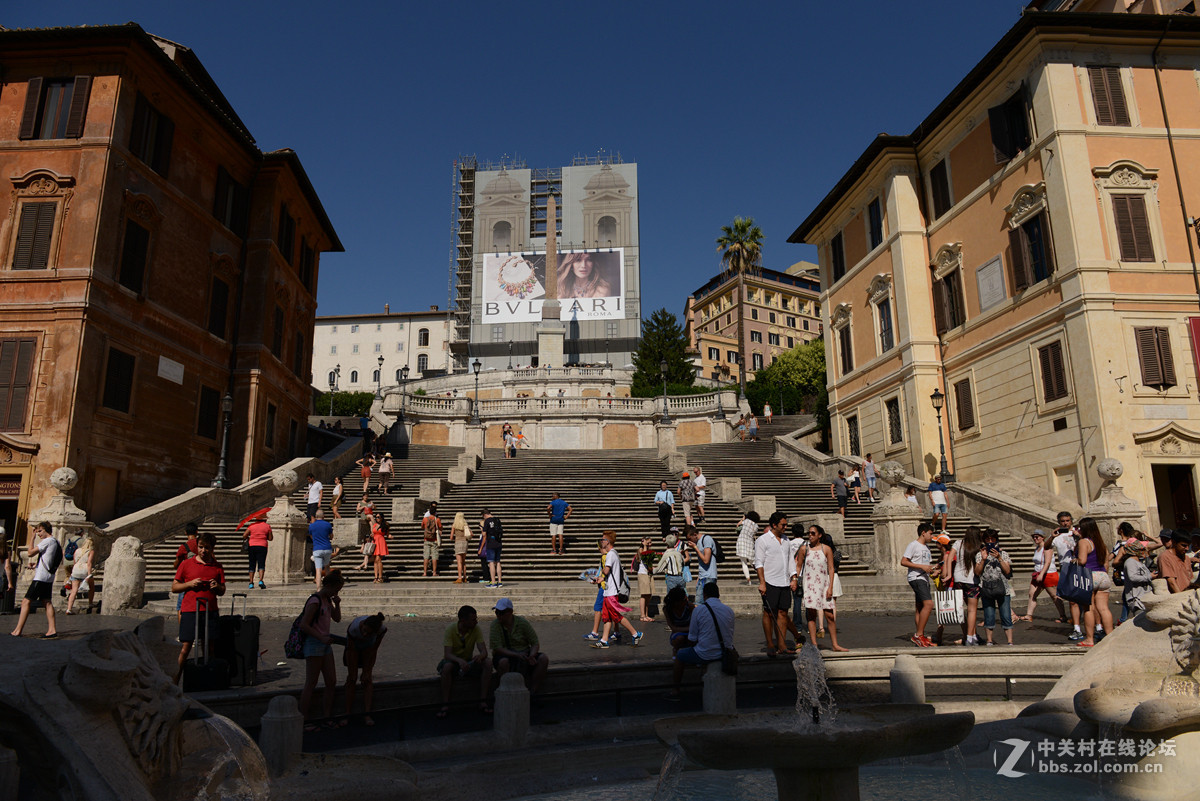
[791,11,1200,531]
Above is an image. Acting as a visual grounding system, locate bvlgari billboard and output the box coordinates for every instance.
[483,249,624,322]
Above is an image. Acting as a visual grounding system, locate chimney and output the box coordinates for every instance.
[384,303,390,314]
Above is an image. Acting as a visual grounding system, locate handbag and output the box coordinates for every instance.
[681,565,693,584]
[363,540,376,557]
[934,587,964,626]
[284,594,319,659]
[702,602,738,676]
[1058,559,1093,604]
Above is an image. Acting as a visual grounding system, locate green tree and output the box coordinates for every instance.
[716,216,764,398]
[631,308,697,397]
[746,338,829,436]
[315,391,376,417]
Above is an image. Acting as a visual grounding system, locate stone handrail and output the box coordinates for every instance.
[385,390,737,422]
[773,423,862,483]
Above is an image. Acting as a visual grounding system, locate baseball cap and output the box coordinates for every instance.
[493,598,513,612]
[1032,528,1045,538]
[934,534,951,546]
[1161,528,1175,541]
[682,471,690,477]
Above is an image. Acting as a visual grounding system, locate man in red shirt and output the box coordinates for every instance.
[171,532,226,684]
[172,523,199,622]
[1157,532,1196,594]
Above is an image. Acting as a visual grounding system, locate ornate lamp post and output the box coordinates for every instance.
[660,358,672,424]
[210,391,234,488]
[507,341,513,370]
[375,354,385,399]
[471,358,482,425]
[399,365,410,422]
[327,364,341,416]
[605,338,610,368]
[930,388,953,483]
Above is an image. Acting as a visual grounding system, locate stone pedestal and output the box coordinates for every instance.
[1085,459,1148,544]
[810,514,845,545]
[458,453,482,471]
[332,518,367,550]
[711,477,742,502]
[259,695,303,777]
[537,322,565,371]
[664,451,688,474]
[264,470,310,586]
[493,672,529,747]
[463,424,486,460]
[702,663,737,715]
[871,462,924,577]
[889,653,925,704]
[0,745,17,801]
[31,467,95,582]
[655,423,678,459]
[392,497,432,523]
[102,536,146,613]
[448,466,475,484]
[711,419,731,443]
[743,495,776,519]
[420,478,453,502]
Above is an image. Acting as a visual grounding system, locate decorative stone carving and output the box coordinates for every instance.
[830,303,852,330]
[50,467,78,493]
[1097,458,1124,484]
[867,273,892,305]
[1093,160,1158,190]
[11,168,75,192]
[1162,436,1184,455]
[1086,458,1147,544]
[1169,592,1200,675]
[33,467,93,549]
[123,191,161,225]
[102,536,147,613]
[1134,422,1200,456]
[272,468,300,496]
[1004,182,1047,228]
[931,242,963,280]
[879,461,906,485]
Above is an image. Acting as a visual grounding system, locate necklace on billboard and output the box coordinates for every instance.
[497,256,538,299]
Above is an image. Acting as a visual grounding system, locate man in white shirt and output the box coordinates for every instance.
[1050,511,1084,640]
[900,522,938,647]
[693,467,707,523]
[10,521,60,638]
[306,474,323,523]
[754,511,797,656]
[591,534,643,649]
[668,582,735,698]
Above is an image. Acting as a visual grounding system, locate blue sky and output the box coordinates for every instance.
[7,2,1021,320]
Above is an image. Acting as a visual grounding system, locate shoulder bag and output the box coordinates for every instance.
[702,602,738,676]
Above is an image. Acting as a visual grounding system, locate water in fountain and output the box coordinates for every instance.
[792,640,837,726]
[651,744,686,801]
[942,745,972,801]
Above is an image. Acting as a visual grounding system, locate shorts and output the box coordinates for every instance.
[303,637,332,659]
[1091,570,1114,592]
[932,504,949,515]
[247,545,268,573]
[70,568,89,583]
[761,584,792,614]
[307,502,319,519]
[836,495,848,509]
[682,501,694,519]
[600,594,629,623]
[909,578,932,603]
[24,580,52,603]
[867,477,877,489]
[423,541,439,560]
[549,523,564,537]
[454,538,467,556]
[594,585,605,612]
[637,573,653,596]
[696,490,705,505]
[675,646,713,666]
[670,631,691,649]
[312,549,332,570]
[959,584,980,600]
[438,658,483,677]
[485,547,501,563]
[1043,571,1060,588]
[179,611,219,644]
[495,653,535,675]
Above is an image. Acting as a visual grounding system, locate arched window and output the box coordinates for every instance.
[597,215,617,246]
[492,220,512,251]
[418,328,429,346]
[417,354,428,373]
[327,370,337,385]
[350,370,359,384]
[372,369,380,383]
[395,368,402,381]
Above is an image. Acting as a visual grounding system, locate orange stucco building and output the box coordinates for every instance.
[792,11,1200,531]
[0,24,341,540]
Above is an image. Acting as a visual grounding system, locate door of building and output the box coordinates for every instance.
[1169,465,1197,529]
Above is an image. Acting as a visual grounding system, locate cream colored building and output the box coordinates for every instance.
[312,306,450,393]
[791,11,1200,531]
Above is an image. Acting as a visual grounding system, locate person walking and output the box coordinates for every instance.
[64,534,95,615]
[422,503,443,578]
[547,492,572,555]
[754,511,797,656]
[678,472,697,527]
[242,515,272,590]
[693,467,707,523]
[654,480,675,539]
[343,612,386,727]
[1075,517,1114,647]
[795,524,848,652]
[451,512,472,584]
[305,474,324,523]
[927,475,949,533]
[735,511,761,583]
[308,511,335,590]
[747,414,759,442]
[331,476,345,519]
[370,513,389,584]
[481,509,504,588]
[975,529,1014,645]
[950,526,982,645]
[11,522,62,638]
[590,533,643,649]
[686,525,719,600]
[635,536,657,622]
[356,455,374,498]
[1021,529,1066,624]
[901,522,938,647]
[654,532,688,596]
[378,453,394,495]
[862,454,878,501]
[1051,512,1084,639]
[298,570,344,731]
[831,470,849,518]
[763,403,773,425]
[847,467,862,505]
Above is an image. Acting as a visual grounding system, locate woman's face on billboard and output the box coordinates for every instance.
[572,254,594,278]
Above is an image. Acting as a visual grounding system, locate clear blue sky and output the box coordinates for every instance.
[7,2,1021,320]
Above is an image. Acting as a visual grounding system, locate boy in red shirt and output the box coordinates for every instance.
[171,532,226,684]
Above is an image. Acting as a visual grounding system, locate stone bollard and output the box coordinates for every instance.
[101,536,146,613]
[332,517,366,551]
[493,671,529,747]
[702,663,737,715]
[0,745,19,801]
[265,470,309,585]
[259,695,304,777]
[889,653,925,704]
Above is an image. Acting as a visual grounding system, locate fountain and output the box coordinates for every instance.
[655,640,975,801]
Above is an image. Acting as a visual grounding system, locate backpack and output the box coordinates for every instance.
[284,594,320,659]
[615,559,631,604]
[704,535,726,564]
[38,538,63,578]
[980,555,1007,600]
[64,538,80,561]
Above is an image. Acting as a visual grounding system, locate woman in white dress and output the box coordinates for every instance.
[65,535,95,615]
[794,525,848,652]
[735,511,760,583]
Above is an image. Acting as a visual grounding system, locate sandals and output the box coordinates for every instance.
[363,715,376,727]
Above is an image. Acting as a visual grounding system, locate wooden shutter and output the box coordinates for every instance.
[954,378,975,430]
[0,339,37,431]
[1135,326,1177,389]
[930,160,952,219]
[1089,66,1130,127]
[1008,227,1031,292]
[152,115,174,177]
[932,278,948,334]
[1039,341,1068,402]
[63,76,91,138]
[18,78,43,140]
[1158,328,1177,387]
[1113,195,1154,262]
[129,94,149,158]
[14,202,56,270]
[989,101,1013,163]
[118,219,150,293]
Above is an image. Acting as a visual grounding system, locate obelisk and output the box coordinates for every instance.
[536,192,565,369]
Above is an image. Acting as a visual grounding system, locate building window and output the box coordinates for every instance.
[727,351,738,364]
[417,354,428,373]
[129,93,174,177]
[1112,195,1155,262]
[196,385,220,439]
[768,333,780,346]
[208,278,229,339]
[397,342,404,352]
[989,86,1031,163]
[352,344,360,354]
[750,331,762,344]
[830,232,846,282]
[606,322,619,338]
[418,328,430,346]
[1088,66,1130,127]
[373,343,381,353]
[395,369,403,381]
[265,403,276,449]
[376,324,382,332]
[867,198,883,249]
[19,76,91,140]
[838,326,853,375]
[752,353,764,370]
[877,298,894,352]
[1008,211,1055,290]
[492,221,512,251]
[1135,327,1176,390]
[598,215,617,245]
[102,347,136,413]
[1038,341,1069,402]
[708,347,719,361]
[288,419,299,458]
[786,316,796,327]
[372,369,380,383]
[328,370,338,385]
[272,307,284,358]
[768,312,776,324]
[930,159,952,219]
[299,239,315,291]
[0,338,36,431]
[213,167,249,237]
[846,415,860,457]
[954,378,975,431]
[351,324,359,334]
[330,345,337,355]
[803,320,810,331]
[294,333,305,376]
[933,269,965,334]
[13,201,57,270]
[492,325,504,343]
[277,203,296,265]
[118,219,151,294]
[750,309,759,321]
[350,370,359,384]
[331,325,338,334]
[787,336,794,348]
[886,397,903,445]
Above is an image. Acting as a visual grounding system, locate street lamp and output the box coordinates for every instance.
[471,358,482,425]
[210,391,234,488]
[930,388,953,483]
[328,363,340,416]
[399,365,410,422]
[507,341,513,370]
[660,358,672,424]
[375,354,385,399]
[715,382,727,420]
[605,339,610,368]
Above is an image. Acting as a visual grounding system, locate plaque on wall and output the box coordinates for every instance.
[976,256,1006,312]
[157,356,185,385]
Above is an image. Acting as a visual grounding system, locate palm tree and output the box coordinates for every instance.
[716,216,764,399]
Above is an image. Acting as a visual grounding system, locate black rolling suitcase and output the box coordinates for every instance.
[218,592,260,686]
[183,599,230,692]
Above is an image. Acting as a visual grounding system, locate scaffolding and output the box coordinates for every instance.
[448,156,476,371]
